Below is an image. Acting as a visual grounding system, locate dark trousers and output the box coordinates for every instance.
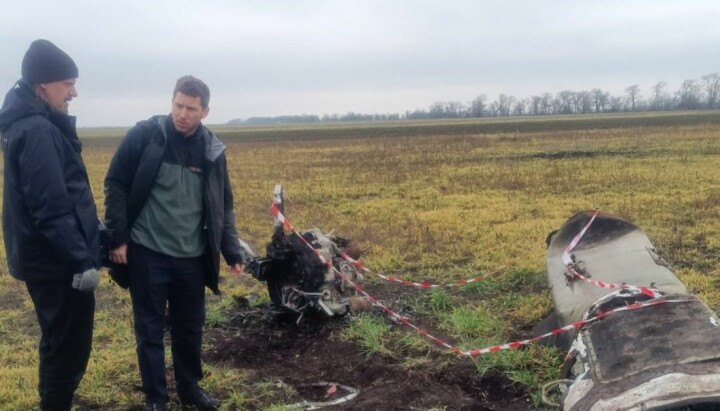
[128,243,206,403]
[25,279,95,411]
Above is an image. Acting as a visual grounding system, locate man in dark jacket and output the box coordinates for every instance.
[104,75,245,411]
[0,39,101,411]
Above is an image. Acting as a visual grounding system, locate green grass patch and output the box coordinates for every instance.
[342,313,394,356]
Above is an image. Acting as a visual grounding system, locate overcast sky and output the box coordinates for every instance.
[2,1,719,127]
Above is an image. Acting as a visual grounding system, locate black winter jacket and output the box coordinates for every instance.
[0,80,101,281]
[104,115,243,294]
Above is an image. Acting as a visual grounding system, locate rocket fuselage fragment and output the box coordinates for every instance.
[545,211,720,411]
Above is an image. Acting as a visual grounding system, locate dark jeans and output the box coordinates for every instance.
[128,243,206,403]
[25,279,95,411]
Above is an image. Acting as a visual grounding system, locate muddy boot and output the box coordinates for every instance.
[144,401,167,411]
[179,387,220,410]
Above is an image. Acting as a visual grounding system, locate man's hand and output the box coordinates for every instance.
[72,268,100,292]
[109,244,128,265]
[229,263,245,278]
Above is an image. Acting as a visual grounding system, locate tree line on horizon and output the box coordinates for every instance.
[227,72,720,125]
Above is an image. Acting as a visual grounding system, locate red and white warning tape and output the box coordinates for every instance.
[561,210,599,261]
[340,252,510,289]
[464,298,693,356]
[561,210,660,298]
[270,204,691,356]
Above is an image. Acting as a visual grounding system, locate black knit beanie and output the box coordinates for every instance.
[21,39,78,85]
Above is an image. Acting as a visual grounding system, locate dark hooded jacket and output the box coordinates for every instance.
[0,80,101,281]
[104,115,244,294]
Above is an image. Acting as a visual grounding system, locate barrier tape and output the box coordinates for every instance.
[561,210,660,298]
[340,252,510,289]
[561,211,599,262]
[464,298,694,356]
[270,204,691,356]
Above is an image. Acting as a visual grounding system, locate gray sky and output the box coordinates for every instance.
[2,0,719,127]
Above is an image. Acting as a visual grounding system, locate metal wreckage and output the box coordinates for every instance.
[238,185,369,321]
[540,210,720,410]
[237,187,720,410]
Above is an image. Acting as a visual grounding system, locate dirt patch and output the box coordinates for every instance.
[204,301,532,411]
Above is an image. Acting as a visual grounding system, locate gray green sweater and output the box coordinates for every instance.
[130,126,206,257]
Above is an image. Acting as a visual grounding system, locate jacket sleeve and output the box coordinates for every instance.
[219,155,244,265]
[104,125,144,248]
[19,123,94,273]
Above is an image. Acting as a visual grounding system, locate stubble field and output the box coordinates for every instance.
[1,112,720,410]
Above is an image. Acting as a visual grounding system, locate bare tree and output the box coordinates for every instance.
[495,94,515,117]
[702,73,720,109]
[469,95,487,117]
[625,85,640,111]
[576,91,593,114]
[488,100,500,117]
[505,95,516,116]
[677,79,702,110]
[445,101,465,118]
[429,102,445,118]
[591,88,609,112]
[651,81,667,111]
[540,92,553,115]
[570,92,581,113]
[513,98,527,116]
[556,90,574,114]
[529,95,542,115]
[609,96,624,112]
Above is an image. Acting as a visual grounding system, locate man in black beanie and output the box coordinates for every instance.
[0,39,101,411]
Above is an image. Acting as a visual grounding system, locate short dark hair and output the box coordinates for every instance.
[173,75,210,109]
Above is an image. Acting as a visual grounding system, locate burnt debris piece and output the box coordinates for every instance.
[242,185,368,321]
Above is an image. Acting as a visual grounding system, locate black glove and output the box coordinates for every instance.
[72,268,100,292]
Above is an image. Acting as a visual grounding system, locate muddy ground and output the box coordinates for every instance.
[203,286,534,411]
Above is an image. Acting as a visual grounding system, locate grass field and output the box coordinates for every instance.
[1,111,720,409]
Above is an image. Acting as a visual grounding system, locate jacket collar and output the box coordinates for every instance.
[154,114,226,162]
[0,80,81,152]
